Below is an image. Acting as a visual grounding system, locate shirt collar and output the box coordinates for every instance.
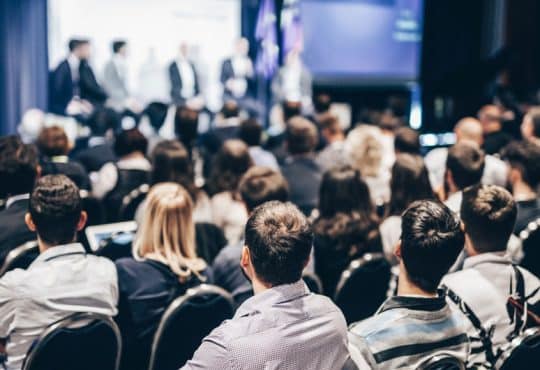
[51,155,69,163]
[5,193,30,209]
[31,243,86,266]
[462,251,510,269]
[235,280,310,318]
[378,292,447,314]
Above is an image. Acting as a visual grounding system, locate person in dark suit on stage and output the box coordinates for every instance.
[168,43,200,105]
[220,38,254,101]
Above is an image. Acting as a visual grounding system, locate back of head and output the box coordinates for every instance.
[394,127,420,155]
[114,128,148,157]
[88,107,120,136]
[282,100,302,122]
[221,100,240,119]
[286,117,318,155]
[313,93,332,114]
[0,135,39,198]
[525,107,540,139]
[478,104,503,132]
[36,126,69,157]
[239,166,289,212]
[502,140,540,189]
[401,200,464,293]
[389,154,434,216]
[345,125,383,177]
[455,117,483,144]
[446,141,485,190]
[174,105,199,146]
[319,114,342,137]
[239,118,263,147]
[29,175,82,245]
[209,139,252,194]
[245,201,312,286]
[461,184,516,254]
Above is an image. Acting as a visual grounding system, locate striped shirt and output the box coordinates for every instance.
[348,294,470,369]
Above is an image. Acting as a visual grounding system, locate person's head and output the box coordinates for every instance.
[36,126,70,157]
[26,175,86,247]
[112,40,127,56]
[209,139,253,194]
[242,201,312,287]
[235,38,249,56]
[174,105,199,147]
[397,200,464,294]
[0,136,39,198]
[239,166,289,213]
[88,107,120,136]
[114,128,148,158]
[221,100,240,119]
[282,100,302,122]
[460,184,516,256]
[239,118,263,147]
[68,38,90,60]
[286,117,318,155]
[389,154,434,216]
[454,117,484,145]
[319,114,344,143]
[446,141,485,191]
[134,182,206,281]
[394,127,420,155]
[478,104,503,134]
[345,125,383,177]
[179,42,189,58]
[143,102,169,132]
[521,107,540,141]
[313,93,332,114]
[501,140,540,191]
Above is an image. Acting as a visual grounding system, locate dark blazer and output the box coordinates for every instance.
[280,155,323,216]
[79,60,108,106]
[220,58,254,99]
[168,61,200,104]
[48,60,74,115]
[40,159,91,190]
[0,198,35,265]
[73,142,117,173]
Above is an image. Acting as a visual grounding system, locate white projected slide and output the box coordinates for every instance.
[48,0,240,109]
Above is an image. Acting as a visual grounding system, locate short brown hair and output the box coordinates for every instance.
[319,114,342,136]
[461,184,517,253]
[239,166,289,212]
[37,126,69,157]
[446,141,485,190]
[394,127,420,154]
[286,117,318,155]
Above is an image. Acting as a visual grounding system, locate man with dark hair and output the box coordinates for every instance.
[0,175,118,369]
[478,104,513,155]
[184,201,349,370]
[442,185,540,365]
[316,114,347,172]
[349,200,469,369]
[394,126,420,155]
[212,166,289,303]
[103,39,130,111]
[444,141,485,213]
[281,117,322,215]
[0,136,39,264]
[239,119,279,170]
[521,107,540,146]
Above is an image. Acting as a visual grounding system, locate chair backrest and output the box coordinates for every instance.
[0,241,39,277]
[95,231,135,261]
[23,312,121,370]
[334,253,392,324]
[148,284,235,370]
[80,190,106,226]
[496,327,540,370]
[416,354,466,370]
[519,219,540,277]
[119,183,149,221]
[302,271,323,294]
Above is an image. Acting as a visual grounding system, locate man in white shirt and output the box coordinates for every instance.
[0,175,118,370]
[168,43,200,105]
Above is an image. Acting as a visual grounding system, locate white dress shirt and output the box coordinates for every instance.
[176,59,196,99]
[67,53,80,83]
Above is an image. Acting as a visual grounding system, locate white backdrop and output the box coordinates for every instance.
[48,0,241,109]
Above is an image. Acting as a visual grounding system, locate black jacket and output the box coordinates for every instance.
[0,198,35,265]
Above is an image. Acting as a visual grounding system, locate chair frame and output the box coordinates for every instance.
[334,252,388,301]
[148,284,234,370]
[302,271,323,294]
[22,312,122,370]
[0,240,39,277]
[119,183,149,220]
[495,327,540,370]
[416,353,466,370]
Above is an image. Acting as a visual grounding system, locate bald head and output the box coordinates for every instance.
[455,117,483,145]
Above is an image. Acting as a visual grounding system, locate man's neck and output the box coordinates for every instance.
[397,268,438,298]
[513,181,536,202]
[251,277,273,295]
[38,237,76,254]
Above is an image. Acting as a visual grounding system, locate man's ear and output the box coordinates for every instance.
[76,211,88,232]
[240,246,251,269]
[394,240,402,260]
[35,165,42,179]
[25,213,37,232]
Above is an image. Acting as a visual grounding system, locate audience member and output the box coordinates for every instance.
[239,118,279,170]
[444,141,485,213]
[36,126,91,190]
[0,136,39,264]
[183,202,349,370]
[102,40,130,112]
[0,175,118,369]
[280,117,322,215]
[174,105,200,154]
[209,140,252,244]
[212,166,289,304]
[313,166,382,297]
[380,154,435,263]
[115,182,210,370]
[393,126,420,155]
[348,200,469,369]
[316,114,347,172]
[521,106,540,145]
[138,102,170,152]
[442,185,540,366]
[478,104,513,155]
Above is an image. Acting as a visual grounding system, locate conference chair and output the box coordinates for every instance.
[416,354,466,370]
[496,327,540,370]
[334,253,392,324]
[80,190,106,226]
[302,271,323,294]
[0,240,39,277]
[518,218,540,277]
[22,312,122,370]
[119,183,149,221]
[148,284,235,370]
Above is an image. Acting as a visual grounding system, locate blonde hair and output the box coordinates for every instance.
[134,182,206,282]
[345,125,383,177]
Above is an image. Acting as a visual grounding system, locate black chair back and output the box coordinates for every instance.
[496,327,540,370]
[334,253,392,324]
[416,354,466,370]
[303,271,323,294]
[80,190,106,226]
[95,231,135,261]
[23,312,121,370]
[0,241,39,277]
[148,284,234,370]
[119,183,149,221]
[104,169,149,222]
[519,219,540,277]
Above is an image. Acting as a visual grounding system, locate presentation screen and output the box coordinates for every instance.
[300,0,424,85]
[48,0,240,108]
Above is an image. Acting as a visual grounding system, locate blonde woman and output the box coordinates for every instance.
[115,182,210,370]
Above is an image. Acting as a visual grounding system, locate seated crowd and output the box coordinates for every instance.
[0,98,540,370]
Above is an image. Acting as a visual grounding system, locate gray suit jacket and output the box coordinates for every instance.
[102,59,128,110]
